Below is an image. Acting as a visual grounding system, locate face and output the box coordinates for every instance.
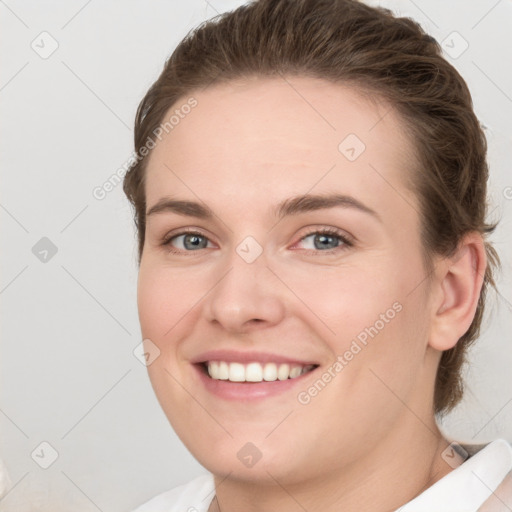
[137,76,440,485]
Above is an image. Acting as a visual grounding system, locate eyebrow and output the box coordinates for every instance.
[146,193,382,223]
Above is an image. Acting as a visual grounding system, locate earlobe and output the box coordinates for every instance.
[428,233,487,352]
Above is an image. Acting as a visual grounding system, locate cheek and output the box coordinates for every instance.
[137,264,198,422]
[137,262,197,340]
[272,258,403,341]
[332,280,431,411]
[292,258,429,385]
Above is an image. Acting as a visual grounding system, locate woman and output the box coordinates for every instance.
[124,0,512,510]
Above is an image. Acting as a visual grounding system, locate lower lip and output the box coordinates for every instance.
[193,364,317,401]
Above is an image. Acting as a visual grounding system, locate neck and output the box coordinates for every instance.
[208,418,456,512]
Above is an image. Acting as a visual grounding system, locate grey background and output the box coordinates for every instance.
[1,0,511,510]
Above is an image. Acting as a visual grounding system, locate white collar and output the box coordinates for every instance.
[136,439,512,512]
[394,439,512,511]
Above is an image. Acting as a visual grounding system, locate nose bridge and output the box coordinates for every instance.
[204,236,285,331]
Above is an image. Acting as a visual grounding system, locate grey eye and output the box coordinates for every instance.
[175,233,209,250]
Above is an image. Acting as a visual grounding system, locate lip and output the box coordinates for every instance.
[192,364,319,401]
[190,351,320,401]
[190,349,319,366]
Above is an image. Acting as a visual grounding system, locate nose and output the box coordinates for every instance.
[203,245,286,333]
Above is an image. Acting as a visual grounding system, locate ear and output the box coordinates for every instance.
[428,232,487,351]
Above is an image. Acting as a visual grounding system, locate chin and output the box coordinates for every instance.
[182,429,311,485]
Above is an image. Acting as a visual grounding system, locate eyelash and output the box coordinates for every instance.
[160,227,354,255]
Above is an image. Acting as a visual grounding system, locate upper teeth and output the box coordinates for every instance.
[206,361,315,382]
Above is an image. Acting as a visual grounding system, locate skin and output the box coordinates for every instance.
[137,76,486,511]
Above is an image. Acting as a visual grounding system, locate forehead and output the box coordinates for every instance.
[144,76,419,219]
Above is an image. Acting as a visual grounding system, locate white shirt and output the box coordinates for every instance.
[132,439,512,512]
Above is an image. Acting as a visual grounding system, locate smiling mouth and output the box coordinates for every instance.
[200,361,319,383]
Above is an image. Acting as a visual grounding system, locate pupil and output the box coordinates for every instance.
[315,234,337,250]
[185,234,206,250]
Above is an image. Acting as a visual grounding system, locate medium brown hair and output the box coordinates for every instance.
[123,0,500,415]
